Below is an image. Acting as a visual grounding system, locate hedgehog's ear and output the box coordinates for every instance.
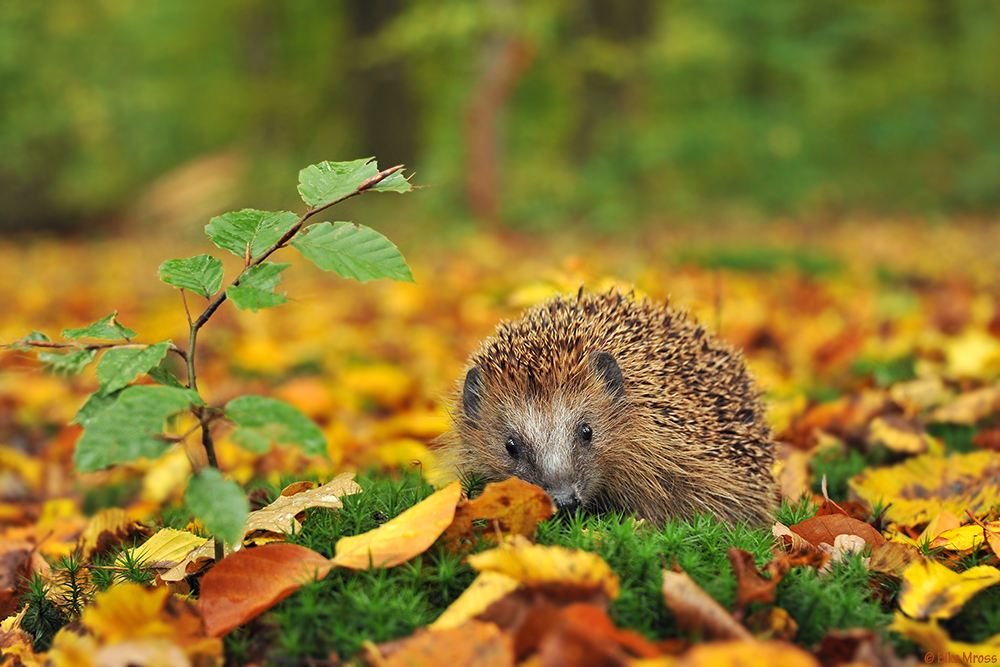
[590,351,625,401]
[462,365,486,421]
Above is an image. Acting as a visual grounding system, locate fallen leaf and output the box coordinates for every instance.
[744,607,797,641]
[467,538,620,599]
[772,522,815,552]
[897,560,1000,620]
[850,451,1000,526]
[675,639,819,667]
[243,471,361,540]
[536,602,663,665]
[372,620,514,667]
[661,568,753,641]
[927,384,1000,424]
[440,477,555,550]
[867,415,932,454]
[118,528,208,572]
[728,548,780,617]
[332,481,461,569]
[79,508,151,560]
[788,514,886,549]
[868,541,922,578]
[430,571,521,630]
[930,522,1000,553]
[890,614,1000,659]
[199,542,332,637]
[919,509,963,543]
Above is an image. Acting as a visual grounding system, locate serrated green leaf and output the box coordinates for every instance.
[184,468,248,548]
[39,349,97,375]
[74,385,203,472]
[95,343,170,396]
[225,395,326,457]
[290,222,414,283]
[158,255,224,298]
[148,365,187,389]
[372,169,412,194]
[298,158,377,209]
[225,262,291,312]
[72,390,120,428]
[205,209,299,259]
[62,312,137,341]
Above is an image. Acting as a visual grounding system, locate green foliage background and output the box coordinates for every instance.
[2,0,998,230]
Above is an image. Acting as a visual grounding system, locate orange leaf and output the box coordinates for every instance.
[440,477,555,550]
[371,620,514,667]
[332,481,462,569]
[677,639,819,667]
[788,514,886,549]
[199,543,332,637]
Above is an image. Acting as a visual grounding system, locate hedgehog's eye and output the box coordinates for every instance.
[578,423,593,442]
[505,436,521,460]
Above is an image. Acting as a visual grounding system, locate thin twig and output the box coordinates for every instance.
[181,288,193,328]
[13,339,188,362]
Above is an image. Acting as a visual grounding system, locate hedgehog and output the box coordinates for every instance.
[435,288,778,527]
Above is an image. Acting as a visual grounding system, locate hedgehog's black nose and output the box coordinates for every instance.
[551,489,581,514]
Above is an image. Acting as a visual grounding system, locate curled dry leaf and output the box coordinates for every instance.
[467,536,621,599]
[243,471,362,541]
[439,477,555,550]
[661,568,753,641]
[898,560,1000,620]
[332,481,462,570]
[728,548,782,617]
[199,542,332,638]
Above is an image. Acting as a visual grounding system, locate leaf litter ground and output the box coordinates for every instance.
[2,219,1000,664]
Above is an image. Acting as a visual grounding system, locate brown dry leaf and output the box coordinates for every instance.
[371,620,514,667]
[199,542,332,638]
[431,571,521,630]
[661,568,753,641]
[898,560,1000,620]
[79,507,151,560]
[868,541,923,578]
[973,426,1000,451]
[440,477,555,550]
[867,414,932,454]
[332,481,462,570]
[771,522,814,552]
[727,548,781,616]
[467,537,621,599]
[0,607,43,667]
[675,640,819,667]
[243,471,362,541]
[788,514,886,549]
[927,384,1000,424]
[0,540,35,618]
[850,451,1000,526]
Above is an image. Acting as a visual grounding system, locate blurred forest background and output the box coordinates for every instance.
[1,0,999,234]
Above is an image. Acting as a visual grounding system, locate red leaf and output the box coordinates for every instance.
[199,543,331,637]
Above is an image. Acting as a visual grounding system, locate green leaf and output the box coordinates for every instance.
[297,158,410,209]
[74,385,202,472]
[225,395,326,457]
[290,222,414,283]
[10,331,50,351]
[148,365,187,389]
[39,349,97,375]
[71,390,120,428]
[95,342,170,396]
[158,255,225,298]
[225,262,291,313]
[184,468,248,548]
[205,209,299,259]
[62,312,137,341]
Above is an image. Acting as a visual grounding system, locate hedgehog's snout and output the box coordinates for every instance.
[549,486,581,514]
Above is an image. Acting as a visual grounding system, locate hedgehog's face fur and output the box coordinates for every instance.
[456,350,629,512]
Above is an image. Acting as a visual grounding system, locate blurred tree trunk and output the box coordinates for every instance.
[347,0,418,168]
[464,13,535,228]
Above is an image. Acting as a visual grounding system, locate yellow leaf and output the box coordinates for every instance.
[79,508,149,560]
[928,385,1000,425]
[81,583,173,643]
[140,448,191,505]
[930,522,1000,553]
[332,481,462,569]
[0,445,43,490]
[340,363,414,409]
[374,438,435,469]
[430,571,521,630]
[866,415,931,454]
[118,528,208,571]
[849,451,1000,526]
[898,560,1000,620]
[943,331,1000,379]
[467,537,620,599]
[890,614,1000,660]
[675,640,819,667]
